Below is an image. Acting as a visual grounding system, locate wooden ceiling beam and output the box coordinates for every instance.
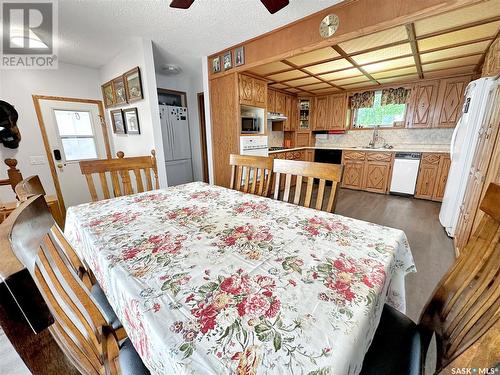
[331,45,379,85]
[405,23,424,79]
[474,28,500,74]
[280,60,345,91]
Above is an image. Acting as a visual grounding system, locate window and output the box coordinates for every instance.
[353,90,406,128]
[53,110,98,161]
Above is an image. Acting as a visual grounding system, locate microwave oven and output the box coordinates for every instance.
[241,115,260,134]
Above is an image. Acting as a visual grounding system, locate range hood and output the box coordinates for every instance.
[268,112,288,121]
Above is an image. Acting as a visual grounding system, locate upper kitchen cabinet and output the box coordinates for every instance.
[275,91,286,114]
[407,80,439,128]
[329,93,348,130]
[268,89,276,112]
[312,93,347,131]
[238,74,267,108]
[312,96,329,130]
[433,76,470,128]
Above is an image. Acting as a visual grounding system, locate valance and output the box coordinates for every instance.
[381,87,411,106]
[350,91,375,109]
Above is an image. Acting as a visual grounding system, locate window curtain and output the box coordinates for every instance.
[381,87,411,106]
[350,91,375,109]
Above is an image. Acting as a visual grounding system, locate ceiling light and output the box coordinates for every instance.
[162,64,182,75]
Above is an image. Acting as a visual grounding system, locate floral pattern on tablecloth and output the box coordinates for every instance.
[65,182,416,375]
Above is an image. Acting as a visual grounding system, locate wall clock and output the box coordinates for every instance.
[319,14,339,38]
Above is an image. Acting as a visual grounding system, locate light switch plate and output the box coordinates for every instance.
[30,156,46,165]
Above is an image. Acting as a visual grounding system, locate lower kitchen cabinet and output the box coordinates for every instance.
[414,153,450,201]
[341,151,392,193]
[343,161,365,190]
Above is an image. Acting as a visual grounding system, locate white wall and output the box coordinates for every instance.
[99,38,166,187]
[0,63,101,202]
[155,69,204,181]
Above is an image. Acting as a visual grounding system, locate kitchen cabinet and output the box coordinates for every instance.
[275,92,286,113]
[296,132,311,147]
[312,96,329,130]
[238,74,267,108]
[290,96,299,131]
[268,89,276,112]
[342,151,393,193]
[363,152,394,194]
[414,153,450,200]
[284,95,293,131]
[433,76,470,128]
[341,151,366,190]
[330,93,348,130]
[408,80,439,128]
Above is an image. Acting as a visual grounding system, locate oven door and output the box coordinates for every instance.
[241,117,258,133]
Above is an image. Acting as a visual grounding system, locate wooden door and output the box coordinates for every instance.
[239,74,254,106]
[432,154,451,201]
[329,94,347,130]
[433,76,470,128]
[408,80,439,128]
[275,92,286,114]
[253,78,267,108]
[313,96,329,130]
[268,89,276,112]
[415,153,440,199]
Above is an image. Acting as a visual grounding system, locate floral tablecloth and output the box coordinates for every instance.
[65,182,416,375]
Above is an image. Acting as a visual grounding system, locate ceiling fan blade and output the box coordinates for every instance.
[170,0,195,9]
[260,0,289,14]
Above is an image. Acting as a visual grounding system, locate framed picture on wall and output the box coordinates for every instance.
[110,109,126,134]
[223,51,232,70]
[234,46,245,66]
[112,76,127,105]
[123,107,140,134]
[212,56,221,73]
[124,67,143,103]
[101,81,115,108]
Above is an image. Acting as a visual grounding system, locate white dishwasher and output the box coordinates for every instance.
[390,152,421,196]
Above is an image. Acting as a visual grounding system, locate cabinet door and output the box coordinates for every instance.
[313,96,329,130]
[296,132,310,147]
[239,75,254,106]
[268,89,276,112]
[275,92,286,113]
[415,153,440,199]
[253,78,267,108]
[433,76,470,128]
[283,95,292,131]
[290,96,298,131]
[408,81,439,128]
[342,161,365,190]
[432,155,451,201]
[363,162,391,193]
[329,94,347,130]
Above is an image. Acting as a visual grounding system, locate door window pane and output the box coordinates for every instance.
[54,110,93,136]
[61,138,98,161]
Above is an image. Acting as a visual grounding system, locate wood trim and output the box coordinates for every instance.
[157,88,188,107]
[208,0,484,80]
[197,92,209,183]
[281,60,344,91]
[406,23,424,79]
[32,95,112,218]
[331,45,379,84]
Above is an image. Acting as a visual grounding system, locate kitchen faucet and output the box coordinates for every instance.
[368,125,380,148]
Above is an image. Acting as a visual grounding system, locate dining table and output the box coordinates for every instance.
[65,181,416,375]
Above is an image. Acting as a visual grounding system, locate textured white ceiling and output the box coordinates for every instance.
[58,0,343,74]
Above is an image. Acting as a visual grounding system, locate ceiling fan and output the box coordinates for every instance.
[170,0,290,14]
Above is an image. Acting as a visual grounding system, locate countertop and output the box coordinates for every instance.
[268,145,450,154]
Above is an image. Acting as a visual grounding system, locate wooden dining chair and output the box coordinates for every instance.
[15,175,45,201]
[80,150,159,202]
[34,218,149,375]
[273,159,344,213]
[229,154,274,197]
[361,182,500,374]
[0,158,23,192]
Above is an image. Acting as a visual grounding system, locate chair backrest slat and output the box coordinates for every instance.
[273,159,343,213]
[229,154,274,197]
[420,183,500,372]
[80,150,159,202]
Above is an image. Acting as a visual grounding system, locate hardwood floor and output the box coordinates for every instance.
[334,188,455,321]
[0,329,30,375]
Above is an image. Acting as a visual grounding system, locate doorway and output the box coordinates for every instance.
[33,96,111,215]
[197,92,209,183]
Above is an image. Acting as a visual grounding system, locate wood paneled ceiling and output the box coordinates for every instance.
[246,1,500,95]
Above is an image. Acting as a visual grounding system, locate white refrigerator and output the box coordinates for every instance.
[160,105,194,186]
[439,77,498,237]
